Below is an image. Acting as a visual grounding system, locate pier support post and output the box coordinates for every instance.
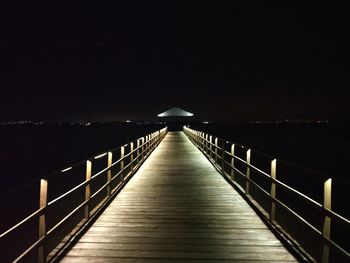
[85,160,92,219]
[322,178,332,263]
[38,179,48,263]
[270,159,277,221]
[245,149,251,195]
[107,152,112,196]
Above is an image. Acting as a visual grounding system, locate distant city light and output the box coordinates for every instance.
[202,121,209,124]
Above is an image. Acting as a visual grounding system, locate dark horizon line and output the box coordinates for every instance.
[0,119,348,124]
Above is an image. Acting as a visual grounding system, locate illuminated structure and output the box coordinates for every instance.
[157,107,194,117]
[157,107,194,130]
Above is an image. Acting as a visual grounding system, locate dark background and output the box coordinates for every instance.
[1,1,349,122]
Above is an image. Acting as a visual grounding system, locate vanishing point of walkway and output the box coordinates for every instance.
[60,132,297,262]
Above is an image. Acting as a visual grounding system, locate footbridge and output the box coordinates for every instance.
[0,127,349,263]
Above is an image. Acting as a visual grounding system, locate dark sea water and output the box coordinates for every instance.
[0,123,165,190]
[190,122,350,182]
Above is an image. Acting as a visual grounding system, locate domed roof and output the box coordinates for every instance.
[157,107,194,117]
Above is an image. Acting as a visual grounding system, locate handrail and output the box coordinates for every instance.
[0,127,168,263]
[184,126,349,263]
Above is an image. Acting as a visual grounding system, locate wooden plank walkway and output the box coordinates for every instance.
[60,132,298,263]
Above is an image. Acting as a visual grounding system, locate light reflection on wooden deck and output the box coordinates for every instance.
[60,132,297,262]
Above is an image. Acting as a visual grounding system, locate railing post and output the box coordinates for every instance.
[322,178,332,263]
[245,149,251,195]
[149,134,152,151]
[107,152,112,196]
[38,179,48,263]
[205,134,208,155]
[270,159,277,221]
[231,144,235,180]
[120,146,125,181]
[221,141,225,171]
[149,134,152,152]
[209,135,212,159]
[146,135,149,155]
[200,132,204,151]
[130,142,134,171]
[137,139,140,165]
[85,160,92,219]
[150,134,153,150]
[215,138,218,163]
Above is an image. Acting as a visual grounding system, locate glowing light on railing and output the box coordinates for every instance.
[202,121,209,124]
[61,167,72,173]
[94,153,107,159]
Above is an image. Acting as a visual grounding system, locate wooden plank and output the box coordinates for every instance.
[59,132,297,262]
[77,236,283,246]
[71,242,294,252]
[60,258,295,263]
[64,249,296,261]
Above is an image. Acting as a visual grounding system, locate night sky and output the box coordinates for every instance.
[1,1,349,122]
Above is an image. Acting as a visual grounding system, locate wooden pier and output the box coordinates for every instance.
[2,127,349,263]
[60,132,297,262]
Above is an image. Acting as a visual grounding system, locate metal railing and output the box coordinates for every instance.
[0,127,167,263]
[184,126,349,263]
